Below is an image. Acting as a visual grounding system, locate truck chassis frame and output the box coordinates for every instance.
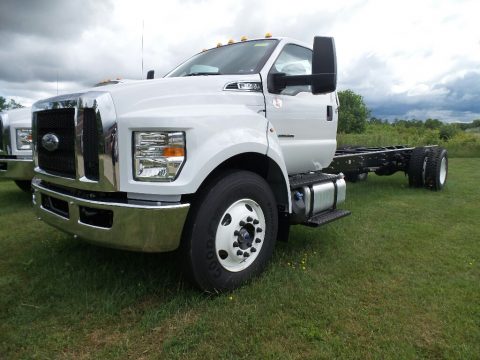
[325,145,436,178]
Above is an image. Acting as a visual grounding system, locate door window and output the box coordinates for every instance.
[269,44,312,95]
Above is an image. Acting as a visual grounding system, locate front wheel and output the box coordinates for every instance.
[182,170,278,292]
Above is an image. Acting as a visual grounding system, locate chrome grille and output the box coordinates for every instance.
[37,109,76,178]
[32,91,118,192]
[82,108,99,180]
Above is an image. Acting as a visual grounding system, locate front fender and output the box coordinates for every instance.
[117,104,270,196]
[266,121,292,212]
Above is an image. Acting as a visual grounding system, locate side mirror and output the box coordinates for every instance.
[311,36,337,94]
[267,36,337,95]
[146,70,155,80]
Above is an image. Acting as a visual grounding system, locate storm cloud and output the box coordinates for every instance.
[0,0,479,122]
[0,0,113,39]
[0,0,118,96]
[364,71,480,121]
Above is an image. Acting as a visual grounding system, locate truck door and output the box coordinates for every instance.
[264,44,337,174]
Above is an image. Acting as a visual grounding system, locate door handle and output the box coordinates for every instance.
[327,106,333,121]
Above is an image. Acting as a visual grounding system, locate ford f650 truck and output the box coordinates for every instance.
[0,107,34,191]
[31,36,448,291]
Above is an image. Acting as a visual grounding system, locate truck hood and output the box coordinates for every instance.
[94,74,265,117]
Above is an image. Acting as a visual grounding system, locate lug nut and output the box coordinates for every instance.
[234,230,240,236]
[237,250,243,256]
[253,219,259,225]
[247,242,252,247]
[251,247,257,252]
[256,228,263,233]
[243,252,250,257]
[255,238,261,243]
[233,241,239,247]
[239,221,246,226]
[247,216,253,222]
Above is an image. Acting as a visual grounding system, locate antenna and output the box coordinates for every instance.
[141,20,144,79]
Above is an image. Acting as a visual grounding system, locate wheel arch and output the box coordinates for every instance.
[186,152,291,213]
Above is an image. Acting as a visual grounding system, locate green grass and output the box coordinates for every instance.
[338,124,480,157]
[1,159,479,359]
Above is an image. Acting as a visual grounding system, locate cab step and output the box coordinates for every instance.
[304,209,351,227]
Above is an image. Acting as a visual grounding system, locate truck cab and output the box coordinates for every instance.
[0,107,34,191]
[164,37,338,173]
[31,36,346,291]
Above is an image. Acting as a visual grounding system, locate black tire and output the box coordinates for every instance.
[181,170,278,292]
[424,147,448,191]
[408,147,428,187]
[356,172,368,182]
[14,180,32,192]
[344,172,368,182]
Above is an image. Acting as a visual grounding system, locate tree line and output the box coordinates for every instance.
[338,89,480,140]
[0,96,24,112]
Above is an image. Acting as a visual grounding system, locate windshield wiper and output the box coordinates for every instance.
[185,72,222,76]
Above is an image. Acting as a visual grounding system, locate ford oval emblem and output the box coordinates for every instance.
[41,133,60,152]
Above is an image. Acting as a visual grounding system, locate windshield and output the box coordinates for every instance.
[165,39,279,77]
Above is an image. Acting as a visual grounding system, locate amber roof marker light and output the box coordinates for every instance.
[205,33,275,52]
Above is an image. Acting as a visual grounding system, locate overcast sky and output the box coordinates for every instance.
[1,0,479,121]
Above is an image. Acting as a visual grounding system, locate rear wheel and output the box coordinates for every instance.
[182,170,278,292]
[408,147,428,187]
[14,180,32,192]
[344,172,368,182]
[356,172,368,182]
[424,147,448,191]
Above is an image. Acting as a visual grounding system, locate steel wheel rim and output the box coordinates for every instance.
[439,156,447,185]
[215,198,266,272]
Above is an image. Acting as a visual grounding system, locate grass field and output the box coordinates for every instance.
[1,159,479,359]
[337,124,480,158]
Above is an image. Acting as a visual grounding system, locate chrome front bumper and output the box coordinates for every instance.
[32,179,190,252]
[0,158,34,180]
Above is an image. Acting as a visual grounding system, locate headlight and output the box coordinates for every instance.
[16,128,33,150]
[133,131,186,181]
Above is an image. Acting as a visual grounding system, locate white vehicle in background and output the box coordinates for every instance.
[0,107,34,191]
[31,35,448,292]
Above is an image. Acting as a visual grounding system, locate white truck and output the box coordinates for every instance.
[31,36,448,291]
[0,107,34,191]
